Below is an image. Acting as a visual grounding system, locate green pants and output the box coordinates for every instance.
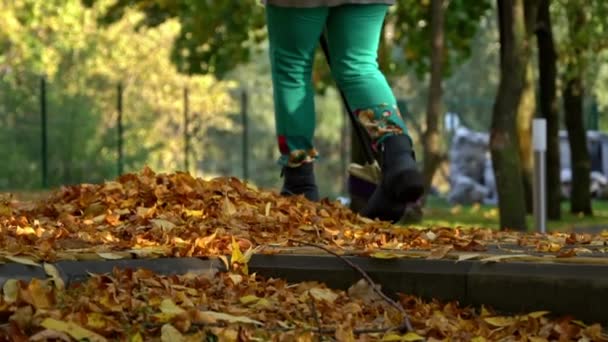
[266,4,409,167]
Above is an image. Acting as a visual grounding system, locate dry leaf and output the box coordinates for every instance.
[528,337,548,342]
[427,245,453,260]
[29,329,72,341]
[44,263,65,290]
[528,311,550,318]
[484,316,518,327]
[97,252,126,260]
[161,324,185,342]
[308,287,338,303]
[382,332,425,341]
[479,254,532,263]
[370,252,401,259]
[223,197,237,216]
[457,253,481,262]
[3,279,19,303]
[160,299,186,315]
[5,256,41,267]
[27,279,53,309]
[239,295,260,305]
[228,273,243,285]
[198,311,263,326]
[40,318,107,342]
[151,219,176,232]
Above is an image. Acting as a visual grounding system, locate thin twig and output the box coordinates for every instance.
[308,294,323,342]
[288,239,413,332]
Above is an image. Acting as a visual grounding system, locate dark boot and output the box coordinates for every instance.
[362,135,424,222]
[280,163,319,201]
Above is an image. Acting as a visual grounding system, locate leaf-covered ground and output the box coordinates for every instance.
[0,168,607,340]
[0,267,605,341]
[0,168,607,264]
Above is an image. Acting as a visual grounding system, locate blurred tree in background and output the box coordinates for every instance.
[1,0,607,209]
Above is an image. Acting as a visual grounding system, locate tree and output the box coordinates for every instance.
[562,3,592,216]
[535,0,561,220]
[516,0,539,214]
[422,0,448,193]
[490,0,529,231]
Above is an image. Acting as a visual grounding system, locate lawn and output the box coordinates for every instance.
[420,196,608,232]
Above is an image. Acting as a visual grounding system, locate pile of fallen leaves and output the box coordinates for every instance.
[0,267,605,341]
[0,167,606,263]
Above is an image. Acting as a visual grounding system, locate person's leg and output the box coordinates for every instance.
[266,5,329,201]
[327,4,424,221]
[326,4,407,143]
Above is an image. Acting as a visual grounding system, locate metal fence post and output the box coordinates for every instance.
[241,90,249,181]
[533,118,547,233]
[40,76,48,188]
[117,82,124,176]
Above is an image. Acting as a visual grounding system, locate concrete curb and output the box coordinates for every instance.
[0,254,605,325]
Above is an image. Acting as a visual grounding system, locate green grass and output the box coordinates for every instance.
[419,196,608,232]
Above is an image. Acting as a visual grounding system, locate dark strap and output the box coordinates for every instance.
[319,31,377,165]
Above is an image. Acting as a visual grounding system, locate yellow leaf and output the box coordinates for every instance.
[402,332,425,341]
[86,313,108,330]
[161,324,185,342]
[480,305,492,317]
[5,255,41,267]
[528,337,548,342]
[383,332,425,341]
[41,318,107,342]
[130,332,144,342]
[308,288,338,303]
[230,237,253,274]
[471,337,486,342]
[370,252,401,259]
[3,279,19,303]
[43,263,65,290]
[573,320,587,328]
[0,204,11,216]
[198,311,263,326]
[152,313,176,323]
[528,311,550,319]
[239,295,260,305]
[382,333,403,341]
[151,219,176,232]
[160,299,186,315]
[264,202,271,216]
[97,252,126,260]
[183,209,203,217]
[484,316,517,327]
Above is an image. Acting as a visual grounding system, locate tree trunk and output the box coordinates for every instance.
[535,0,561,220]
[564,76,593,215]
[490,0,528,231]
[563,5,592,216]
[517,60,535,214]
[516,0,539,214]
[422,0,447,194]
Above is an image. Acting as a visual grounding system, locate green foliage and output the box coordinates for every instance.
[0,0,237,189]
[391,0,492,77]
[85,0,266,79]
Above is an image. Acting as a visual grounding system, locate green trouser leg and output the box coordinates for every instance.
[266,4,409,167]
